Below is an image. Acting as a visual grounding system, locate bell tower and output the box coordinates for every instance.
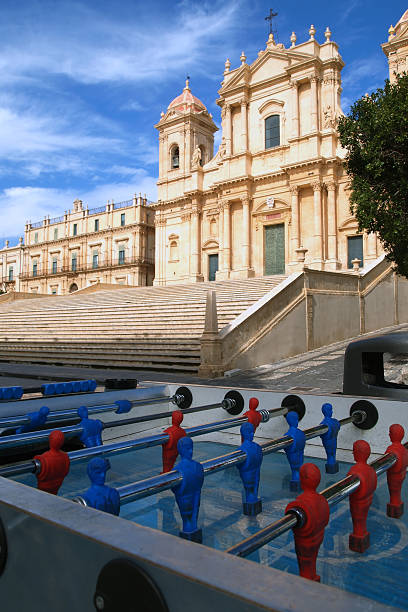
[155,80,218,201]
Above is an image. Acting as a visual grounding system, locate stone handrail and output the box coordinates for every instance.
[199,256,404,377]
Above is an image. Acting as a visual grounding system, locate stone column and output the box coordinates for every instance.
[312,181,324,266]
[310,76,319,132]
[217,200,224,274]
[133,227,141,262]
[190,203,203,281]
[105,235,112,267]
[291,80,299,138]
[326,181,338,267]
[158,136,164,178]
[242,196,251,270]
[241,100,248,151]
[223,201,231,275]
[289,185,300,262]
[185,127,191,174]
[153,215,165,285]
[224,104,232,157]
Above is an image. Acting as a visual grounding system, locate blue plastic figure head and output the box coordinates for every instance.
[39,406,50,418]
[178,436,193,460]
[240,422,255,442]
[322,403,333,418]
[78,405,88,420]
[286,411,299,427]
[87,457,110,485]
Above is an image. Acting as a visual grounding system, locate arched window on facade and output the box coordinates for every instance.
[265,115,280,149]
[171,146,180,169]
[69,283,78,293]
[169,240,179,261]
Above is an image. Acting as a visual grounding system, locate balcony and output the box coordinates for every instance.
[18,255,154,281]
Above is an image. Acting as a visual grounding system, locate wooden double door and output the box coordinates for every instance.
[264,224,285,275]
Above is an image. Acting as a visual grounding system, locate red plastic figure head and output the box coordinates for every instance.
[353,439,370,463]
[49,429,65,451]
[389,424,404,443]
[171,410,184,427]
[249,397,259,411]
[300,463,321,492]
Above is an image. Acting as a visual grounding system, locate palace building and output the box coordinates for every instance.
[1,13,408,295]
[0,195,155,295]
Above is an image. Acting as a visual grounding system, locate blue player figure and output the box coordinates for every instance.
[77,405,103,447]
[16,406,49,434]
[319,402,340,474]
[171,437,204,543]
[237,422,263,515]
[82,457,120,516]
[284,411,306,492]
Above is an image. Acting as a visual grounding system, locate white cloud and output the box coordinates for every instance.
[0,171,158,237]
[0,107,116,157]
[0,1,242,86]
[342,56,387,92]
[120,101,144,112]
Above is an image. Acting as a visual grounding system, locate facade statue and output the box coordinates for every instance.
[192,146,202,168]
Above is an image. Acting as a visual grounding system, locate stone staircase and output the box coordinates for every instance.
[0,276,286,372]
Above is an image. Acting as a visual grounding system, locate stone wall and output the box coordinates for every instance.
[199,255,408,376]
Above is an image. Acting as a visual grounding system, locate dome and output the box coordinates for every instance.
[168,80,207,113]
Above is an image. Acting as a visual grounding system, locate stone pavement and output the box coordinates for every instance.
[0,322,407,393]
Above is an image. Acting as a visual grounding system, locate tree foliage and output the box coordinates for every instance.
[338,75,408,277]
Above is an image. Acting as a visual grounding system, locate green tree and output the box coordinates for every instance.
[338,75,408,277]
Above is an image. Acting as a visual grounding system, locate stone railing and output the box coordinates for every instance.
[199,256,408,377]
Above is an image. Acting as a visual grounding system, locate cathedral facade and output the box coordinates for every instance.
[153,25,383,285]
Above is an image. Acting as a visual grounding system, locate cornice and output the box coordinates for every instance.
[382,36,408,55]
[212,174,254,189]
[23,222,153,252]
[252,169,287,184]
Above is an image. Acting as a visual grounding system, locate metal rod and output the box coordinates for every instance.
[0,408,279,476]
[104,400,229,429]
[0,395,173,429]
[226,444,400,558]
[85,412,361,507]
[0,424,83,449]
[0,390,302,453]
[226,514,298,557]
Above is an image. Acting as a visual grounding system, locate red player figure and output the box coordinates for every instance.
[243,397,262,432]
[347,439,377,553]
[161,410,186,473]
[386,424,408,518]
[34,430,70,495]
[285,463,329,582]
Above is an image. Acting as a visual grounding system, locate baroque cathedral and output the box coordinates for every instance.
[152,20,387,286]
[2,11,408,294]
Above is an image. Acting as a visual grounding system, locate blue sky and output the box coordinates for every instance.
[0,0,406,244]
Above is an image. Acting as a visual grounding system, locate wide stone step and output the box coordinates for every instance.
[0,275,288,371]
[0,350,200,372]
[0,345,200,356]
[0,301,256,314]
